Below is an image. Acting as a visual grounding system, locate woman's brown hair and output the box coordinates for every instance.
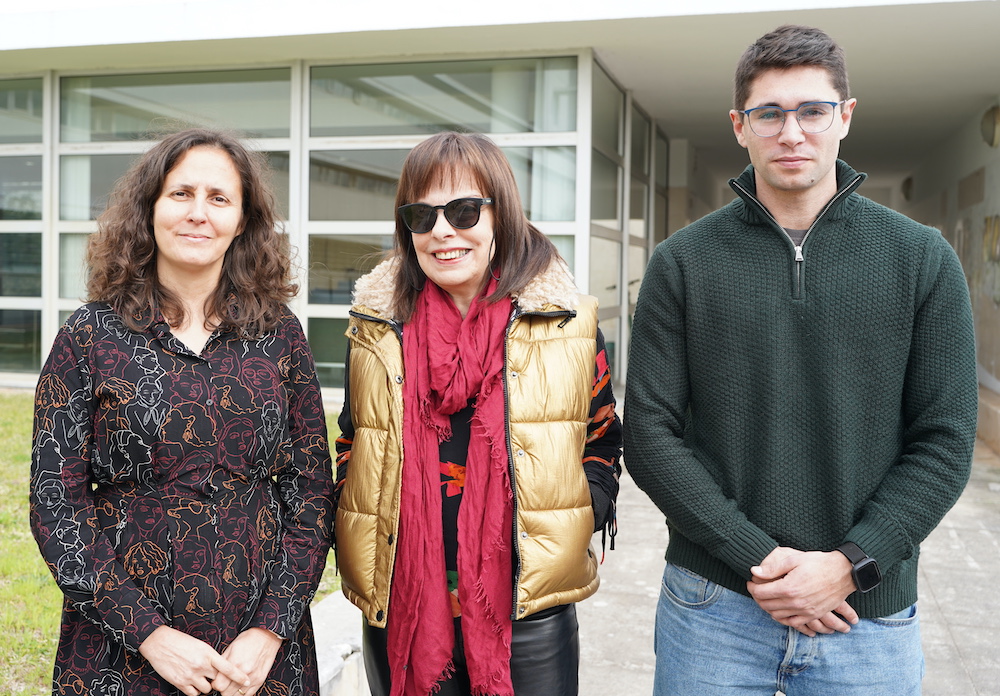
[86,127,296,337]
[390,131,559,322]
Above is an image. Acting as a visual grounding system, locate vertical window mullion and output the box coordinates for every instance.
[42,69,59,362]
[288,59,307,319]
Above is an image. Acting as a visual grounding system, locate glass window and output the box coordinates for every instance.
[590,236,621,310]
[262,151,290,219]
[505,147,575,221]
[629,180,648,238]
[654,192,668,243]
[0,308,41,372]
[591,150,620,230]
[656,134,669,189]
[549,235,575,275]
[0,233,41,296]
[309,317,350,389]
[60,233,90,300]
[0,156,42,220]
[60,154,136,220]
[0,78,43,144]
[592,65,623,156]
[631,109,650,175]
[310,150,407,221]
[61,69,291,142]
[309,234,392,304]
[311,57,576,137]
[310,146,575,223]
[59,152,288,222]
[629,244,646,306]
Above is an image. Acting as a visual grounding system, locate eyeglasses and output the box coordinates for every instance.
[738,101,847,138]
[397,197,494,234]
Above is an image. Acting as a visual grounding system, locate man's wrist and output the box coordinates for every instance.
[836,541,881,593]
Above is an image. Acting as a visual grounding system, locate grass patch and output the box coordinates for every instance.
[0,389,341,695]
[0,390,61,696]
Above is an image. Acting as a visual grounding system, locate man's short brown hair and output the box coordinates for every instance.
[734,25,849,110]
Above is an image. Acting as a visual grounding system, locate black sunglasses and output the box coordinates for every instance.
[397,197,493,234]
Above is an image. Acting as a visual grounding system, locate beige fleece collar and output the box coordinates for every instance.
[352,256,580,319]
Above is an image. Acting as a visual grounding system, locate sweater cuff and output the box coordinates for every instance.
[843,501,913,571]
[710,524,779,579]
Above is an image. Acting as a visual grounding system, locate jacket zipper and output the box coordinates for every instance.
[348,309,403,341]
[503,307,520,620]
[505,305,576,620]
[730,174,863,299]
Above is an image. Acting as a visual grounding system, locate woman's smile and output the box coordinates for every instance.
[409,177,495,317]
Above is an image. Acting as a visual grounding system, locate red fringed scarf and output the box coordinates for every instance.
[390,279,515,696]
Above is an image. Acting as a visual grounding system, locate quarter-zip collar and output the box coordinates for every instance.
[728,159,867,300]
[728,159,867,230]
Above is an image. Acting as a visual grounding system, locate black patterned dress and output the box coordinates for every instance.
[30,302,334,696]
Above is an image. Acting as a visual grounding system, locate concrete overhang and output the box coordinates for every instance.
[1,0,997,193]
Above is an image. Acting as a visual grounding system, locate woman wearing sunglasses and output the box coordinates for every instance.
[334,131,622,696]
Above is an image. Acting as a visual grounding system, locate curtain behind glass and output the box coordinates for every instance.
[61,69,291,142]
[0,79,43,143]
[311,57,576,137]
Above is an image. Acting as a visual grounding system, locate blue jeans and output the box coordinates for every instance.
[653,563,924,696]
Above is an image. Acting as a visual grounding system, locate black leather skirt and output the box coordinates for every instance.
[362,603,580,696]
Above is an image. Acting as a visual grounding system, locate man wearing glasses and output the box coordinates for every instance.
[624,24,977,695]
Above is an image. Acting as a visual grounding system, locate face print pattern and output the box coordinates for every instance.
[30,302,334,695]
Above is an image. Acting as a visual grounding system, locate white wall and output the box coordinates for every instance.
[901,99,1000,394]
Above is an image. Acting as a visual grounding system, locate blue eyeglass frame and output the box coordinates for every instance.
[737,100,847,137]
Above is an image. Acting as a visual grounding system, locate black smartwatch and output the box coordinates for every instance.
[836,541,881,593]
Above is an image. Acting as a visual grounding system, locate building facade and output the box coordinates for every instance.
[3,0,1000,452]
[0,53,667,386]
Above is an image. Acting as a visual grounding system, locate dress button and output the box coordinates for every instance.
[376,610,385,621]
[520,531,528,539]
[351,326,358,335]
[395,375,403,384]
[206,399,214,406]
[516,449,525,457]
[510,371,518,378]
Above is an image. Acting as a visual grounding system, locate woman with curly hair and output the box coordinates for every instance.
[30,128,333,696]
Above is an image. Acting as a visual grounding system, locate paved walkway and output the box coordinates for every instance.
[316,438,1000,695]
[576,438,1000,696]
[918,439,1000,694]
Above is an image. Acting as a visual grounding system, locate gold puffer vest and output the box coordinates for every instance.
[335,259,600,626]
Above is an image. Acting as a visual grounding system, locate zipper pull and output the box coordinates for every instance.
[794,245,804,262]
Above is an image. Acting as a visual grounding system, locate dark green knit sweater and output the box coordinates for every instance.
[624,160,978,618]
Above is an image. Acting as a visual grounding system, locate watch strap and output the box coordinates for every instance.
[836,541,867,565]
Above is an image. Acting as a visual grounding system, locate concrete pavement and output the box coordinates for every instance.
[315,438,1000,695]
[576,438,1000,696]
[918,439,1000,694]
